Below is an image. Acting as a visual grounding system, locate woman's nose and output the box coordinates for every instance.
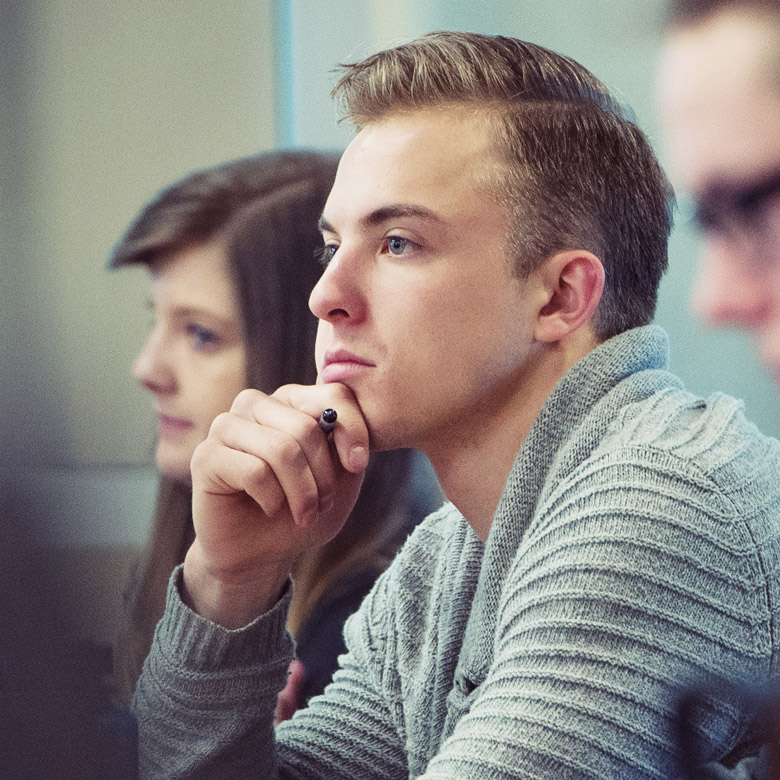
[132,331,176,395]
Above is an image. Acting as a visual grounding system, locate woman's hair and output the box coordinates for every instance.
[110,150,419,705]
[333,31,674,341]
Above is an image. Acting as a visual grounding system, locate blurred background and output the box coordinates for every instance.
[2,0,778,649]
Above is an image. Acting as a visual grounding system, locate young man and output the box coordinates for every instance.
[658,0,780,385]
[135,32,780,779]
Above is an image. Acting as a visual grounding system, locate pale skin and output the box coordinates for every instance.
[134,240,306,717]
[134,242,248,485]
[183,106,605,629]
[658,8,780,386]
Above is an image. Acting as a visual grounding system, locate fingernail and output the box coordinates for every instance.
[349,445,368,472]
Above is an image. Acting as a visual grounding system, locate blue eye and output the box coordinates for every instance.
[387,236,410,255]
[316,244,338,267]
[187,324,218,350]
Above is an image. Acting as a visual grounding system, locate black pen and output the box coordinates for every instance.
[319,408,338,434]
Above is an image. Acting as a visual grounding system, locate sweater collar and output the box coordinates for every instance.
[458,324,673,679]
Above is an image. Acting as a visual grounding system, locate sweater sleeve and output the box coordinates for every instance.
[272,565,410,779]
[134,567,294,780]
[420,445,774,779]
[135,564,410,780]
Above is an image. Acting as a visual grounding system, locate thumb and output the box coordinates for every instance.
[274,659,306,725]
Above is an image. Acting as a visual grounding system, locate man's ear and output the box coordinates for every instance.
[533,250,605,343]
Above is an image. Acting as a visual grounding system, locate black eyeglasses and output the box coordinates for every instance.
[690,166,780,241]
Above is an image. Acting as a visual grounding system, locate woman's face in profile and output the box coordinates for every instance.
[133,242,248,484]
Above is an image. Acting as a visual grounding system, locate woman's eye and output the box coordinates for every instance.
[187,324,218,350]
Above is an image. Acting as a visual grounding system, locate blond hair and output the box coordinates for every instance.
[333,31,673,340]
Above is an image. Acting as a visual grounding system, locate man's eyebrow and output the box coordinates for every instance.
[318,204,444,234]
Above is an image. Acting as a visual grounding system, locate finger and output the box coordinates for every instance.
[192,434,288,521]
[228,387,271,418]
[223,390,340,509]
[208,411,330,527]
[274,659,306,725]
[245,396,341,510]
[274,384,370,474]
[234,389,348,496]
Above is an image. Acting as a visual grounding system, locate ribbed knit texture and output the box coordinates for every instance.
[135,326,780,779]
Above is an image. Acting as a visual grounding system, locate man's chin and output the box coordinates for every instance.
[364,418,418,454]
[757,347,780,390]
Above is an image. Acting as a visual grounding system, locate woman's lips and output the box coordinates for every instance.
[158,414,194,436]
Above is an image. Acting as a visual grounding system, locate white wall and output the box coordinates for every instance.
[2,0,278,517]
[1,0,279,641]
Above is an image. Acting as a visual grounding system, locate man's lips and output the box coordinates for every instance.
[320,349,375,383]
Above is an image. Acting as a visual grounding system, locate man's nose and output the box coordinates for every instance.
[308,245,367,326]
[691,242,772,329]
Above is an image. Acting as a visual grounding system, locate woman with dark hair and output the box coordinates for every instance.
[109,150,435,713]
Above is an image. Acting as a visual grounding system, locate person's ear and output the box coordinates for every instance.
[533,250,605,343]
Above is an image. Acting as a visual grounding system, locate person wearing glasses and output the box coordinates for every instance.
[658,3,780,777]
[658,0,780,387]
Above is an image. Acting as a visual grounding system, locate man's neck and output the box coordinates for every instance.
[427,335,597,541]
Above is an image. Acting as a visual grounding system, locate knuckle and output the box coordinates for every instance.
[245,468,285,517]
[290,491,318,525]
[268,434,306,469]
[299,416,323,445]
[328,383,355,405]
[190,438,221,487]
[191,435,218,467]
[232,387,262,413]
[190,442,207,473]
[265,491,287,519]
[243,462,276,510]
[272,382,304,399]
[208,411,233,436]
[245,457,270,488]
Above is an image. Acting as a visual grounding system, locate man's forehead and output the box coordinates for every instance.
[343,109,493,168]
[670,8,780,85]
[660,10,780,187]
[324,109,498,222]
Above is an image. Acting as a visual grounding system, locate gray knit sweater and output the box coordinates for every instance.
[135,326,780,779]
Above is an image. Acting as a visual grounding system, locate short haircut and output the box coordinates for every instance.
[333,31,674,340]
